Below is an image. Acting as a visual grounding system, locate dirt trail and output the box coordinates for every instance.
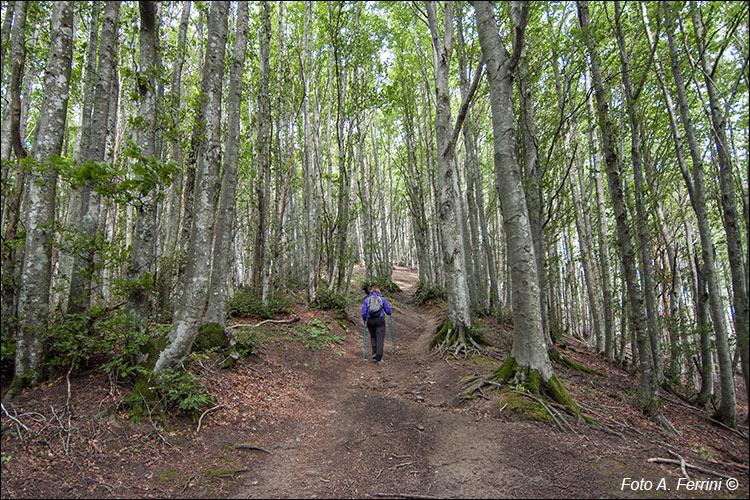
[232,267,664,499]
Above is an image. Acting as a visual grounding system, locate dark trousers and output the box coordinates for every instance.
[366,315,386,361]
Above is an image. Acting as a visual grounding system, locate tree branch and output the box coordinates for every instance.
[445,53,485,158]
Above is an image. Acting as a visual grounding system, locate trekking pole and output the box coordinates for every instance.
[363,322,366,363]
[390,315,396,355]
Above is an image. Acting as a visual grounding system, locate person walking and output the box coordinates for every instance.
[361,286,392,365]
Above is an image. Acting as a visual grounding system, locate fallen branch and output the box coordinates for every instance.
[668,450,690,479]
[217,468,249,478]
[647,458,734,479]
[702,415,749,439]
[84,476,115,493]
[179,475,194,495]
[227,317,300,329]
[196,404,225,433]
[63,363,73,454]
[1,403,29,443]
[232,443,272,454]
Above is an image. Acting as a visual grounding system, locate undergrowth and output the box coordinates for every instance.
[227,288,292,319]
[414,280,446,306]
[291,319,345,350]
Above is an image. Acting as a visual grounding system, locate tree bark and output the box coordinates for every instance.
[127,0,161,327]
[475,0,552,380]
[427,0,475,353]
[661,1,736,426]
[690,2,748,416]
[13,0,74,392]
[67,1,121,315]
[205,1,248,325]
[577,0,659,415]
[154,0,229,373]
[613,1,663,384]
[155,0,191,317]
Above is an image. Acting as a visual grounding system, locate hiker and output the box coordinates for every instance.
[361,286,392,365]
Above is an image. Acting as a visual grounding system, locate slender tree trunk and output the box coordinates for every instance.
[577,0,659,416]
[127,0,161,327]
[0,0,24,165]
[370,121,391,284]
[690,3,748,414]
[569,128,605,355]
[613,1,663,384]
[67,1,121,315]
[661,1,736,426]
[154,1,229,373]
[510,3,550,348]
[204,2,248,325]
[257,0,272,304]
[303,0,316,303]
[586,69,615,361]
[12,1,74,393]
[156,0,190,318]
[0,0,27,338]
[427,0,475,354]
[0,1,13,87]
[456,10,490,312]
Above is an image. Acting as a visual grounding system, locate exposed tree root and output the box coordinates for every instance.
[461,356,594,427]
[429,319,485,359]
[549,348,603,375]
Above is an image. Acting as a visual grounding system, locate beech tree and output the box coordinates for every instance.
[12,0,74,393]
[154,0,229,373]
[472,0,573,406]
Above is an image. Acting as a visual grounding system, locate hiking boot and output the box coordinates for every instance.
[372,354,377,360]
[376,360,384,365]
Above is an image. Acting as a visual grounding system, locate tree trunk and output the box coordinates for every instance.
[154,0,229,373]
[586,69,615,361]
[0,0,27,338]
[577,0,659,416]
[690,3,748,416]
[661,1,736,426]
[303,0,316,303]
[155,0,191,318]
[12,1,74,393]
[67,1,121,315]
[371,120,392,284]
[476,0,554,383]
[204,1,248,325]
[613,1,663,384]
[127,0,161,327]
[427,1,476,355]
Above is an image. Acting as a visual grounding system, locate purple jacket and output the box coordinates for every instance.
[361,292,392,320]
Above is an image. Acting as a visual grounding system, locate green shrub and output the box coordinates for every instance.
[156,367,216,414]
[293,319,344,350]
[312,288,347,312]
[45,306,151,377]
[227,288,292,319]
[234,330,261,357]
[415,280,446,306]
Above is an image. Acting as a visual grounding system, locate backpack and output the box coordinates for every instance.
[366,294,383,318]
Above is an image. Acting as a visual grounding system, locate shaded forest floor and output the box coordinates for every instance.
[1,266,748,499]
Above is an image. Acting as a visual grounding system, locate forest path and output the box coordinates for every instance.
[233,266,661,499]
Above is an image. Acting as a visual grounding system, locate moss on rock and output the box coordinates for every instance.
[194,322,226,352]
